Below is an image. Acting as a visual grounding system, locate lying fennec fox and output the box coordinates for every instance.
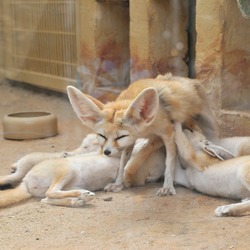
[0,136,165,208]
[67,73,217,196]
[173,122,250,217]
[1,129,250,216]
[123,123,250,216]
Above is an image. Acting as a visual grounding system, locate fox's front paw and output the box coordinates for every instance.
[104,183,124,193]
[156,186,176,196]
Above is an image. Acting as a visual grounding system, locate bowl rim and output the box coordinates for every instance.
[3,111,58,140]
[6,111,54,118]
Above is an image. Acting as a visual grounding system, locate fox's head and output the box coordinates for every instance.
[67,86,159,157]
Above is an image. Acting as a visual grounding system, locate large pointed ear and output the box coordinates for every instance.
[123,87,159,129]
[67,86,104,128]
[202,143,235,161]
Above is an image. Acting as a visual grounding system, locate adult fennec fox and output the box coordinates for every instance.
[67,73,217,196]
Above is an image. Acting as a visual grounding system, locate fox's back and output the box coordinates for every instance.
[116,77,203,123]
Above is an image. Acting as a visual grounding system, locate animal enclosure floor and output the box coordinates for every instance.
[0,80,249,250]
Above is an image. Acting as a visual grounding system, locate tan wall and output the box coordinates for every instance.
[78,0,130,101]
[221,0,250,111]
[195,0,250,136]
[130,0,189,82]
[78,0,189,100]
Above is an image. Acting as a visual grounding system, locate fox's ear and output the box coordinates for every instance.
[203,144,235,161]
[123,88,159,129]
[67,86,104,128]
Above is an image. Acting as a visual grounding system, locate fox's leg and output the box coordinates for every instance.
[214,199,250,217]
[214,162,250,217]
[41,193,95,208]
[43,171,95,207]
[123,136,164,187]
[104,145,134,192]
[174,122,203,170]
[157,130,177,196]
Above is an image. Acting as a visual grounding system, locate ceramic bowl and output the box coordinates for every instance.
[3,111,58,140]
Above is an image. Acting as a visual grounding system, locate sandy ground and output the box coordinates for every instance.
[0,80,249,250]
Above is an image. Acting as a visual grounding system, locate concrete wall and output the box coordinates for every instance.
[78,0,130,102]
[195,0,250,136]
[130,0,189,82]
[78,0,189,101]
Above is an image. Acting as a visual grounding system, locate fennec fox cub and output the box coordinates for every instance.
[0,135,165,208]
[67,73,217,196]
[174,123,250,216]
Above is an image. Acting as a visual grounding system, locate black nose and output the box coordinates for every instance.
[104,149,111,156]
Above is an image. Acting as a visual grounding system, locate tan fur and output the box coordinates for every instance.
[67,73,217,196]
[0,183,31,207]
[118,78,202,122]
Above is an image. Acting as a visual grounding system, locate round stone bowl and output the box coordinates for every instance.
[3,111,58,140]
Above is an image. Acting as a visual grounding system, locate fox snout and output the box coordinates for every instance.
[104,149,111,156]
[102,147,122,157]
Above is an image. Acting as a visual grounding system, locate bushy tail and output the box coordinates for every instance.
[0,182,31,208]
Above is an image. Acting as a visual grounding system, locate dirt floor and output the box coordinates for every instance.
[0,80,249,250]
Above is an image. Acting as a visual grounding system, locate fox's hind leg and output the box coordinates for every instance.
[215,163,250,217]
[41,191,95,207]
[214,199,250,217]
[43,187,95,207]
[42,168,95,207]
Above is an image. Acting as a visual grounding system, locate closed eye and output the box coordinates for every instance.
[98,134,107,140]
[116,135,129,141]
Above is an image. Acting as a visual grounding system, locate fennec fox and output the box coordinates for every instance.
[0,135,165,208]
[174,122,250,217]
[67,73,217,196]
[3,130,250,216]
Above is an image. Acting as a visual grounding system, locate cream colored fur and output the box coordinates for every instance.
[174,123,250,217]
[0,135,165,208]
[1,131,250,216]
[0,135,100,208]
[67,73,217,196]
